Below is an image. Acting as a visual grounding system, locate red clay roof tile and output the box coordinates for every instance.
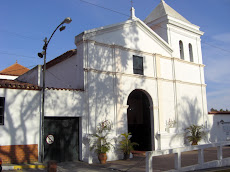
[46,49,77,69]
[0,79,41,90]
[0,62,29,76]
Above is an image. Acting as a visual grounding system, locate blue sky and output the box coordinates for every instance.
[0,0,229,111]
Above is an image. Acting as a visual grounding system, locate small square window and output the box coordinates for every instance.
[133,55,144,75]
[0,97,5,125]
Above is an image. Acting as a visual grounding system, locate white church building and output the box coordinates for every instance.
[0,0,209,164]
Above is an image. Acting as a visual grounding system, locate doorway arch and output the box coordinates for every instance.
[127,89,153,151]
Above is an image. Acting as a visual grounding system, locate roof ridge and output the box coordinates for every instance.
[46,49,77,69]
[144,1,191,25]
[0,63,29,76]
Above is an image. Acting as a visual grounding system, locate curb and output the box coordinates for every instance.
[3,164,46,170]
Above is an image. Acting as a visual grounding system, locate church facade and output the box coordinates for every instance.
[74,1,208,162]
[0,1,209,164]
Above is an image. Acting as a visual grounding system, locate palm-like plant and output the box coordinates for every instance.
[91,133,113,154]
[185,124,206,145]
[90,120,113,154]
[119,132,138,159]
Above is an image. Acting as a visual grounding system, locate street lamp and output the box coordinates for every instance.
[38,17,72,162]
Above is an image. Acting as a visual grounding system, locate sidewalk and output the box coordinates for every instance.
[2,146,230,172]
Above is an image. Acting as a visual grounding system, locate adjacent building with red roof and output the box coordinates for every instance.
[0,61,29,80]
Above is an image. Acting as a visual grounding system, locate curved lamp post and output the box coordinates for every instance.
[38,17,72,162]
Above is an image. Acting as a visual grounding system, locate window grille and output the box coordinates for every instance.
[133,55,144,75]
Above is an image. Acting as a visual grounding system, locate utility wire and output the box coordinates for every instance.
[202,41,230,53]
[0,51,37,59]
[79,0,129,17]
[0,1,228,62]
[0,29,41,41]
[46,70,73,88]
[79,0,229,54]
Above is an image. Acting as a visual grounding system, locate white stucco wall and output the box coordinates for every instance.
[0,88,41,146]
[175,61,203,84]
[176,83,206,127]
[44,89,85,117]
[160,81,176,129]
[45,54,84,90]
[0,16,209,164]
[0,87,86,163]
[147,16,203,65]
[0,75,18,80]
[18,50,84,90]
[17,65,42,86]
[208,114,230,143]
[168,24,202,63]
[76,44,84,89]
[78,17,208,161]
[78,19,172,58]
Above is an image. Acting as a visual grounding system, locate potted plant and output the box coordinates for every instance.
[119,132,138,160]
[90,120,113,164]
[166,118,177,133]
[185,124,206,145]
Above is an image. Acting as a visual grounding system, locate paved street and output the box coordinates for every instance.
[3,146,230,172]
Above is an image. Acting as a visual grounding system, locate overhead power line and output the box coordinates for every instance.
[0,29,41,41]
[46,70,74,88]
[0,1,228,62]
[79,0,129,17]
[202,41,230,53]
[79,0,229,54]
[0,51,36,59]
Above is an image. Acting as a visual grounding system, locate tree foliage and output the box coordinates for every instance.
[210,108,229,112]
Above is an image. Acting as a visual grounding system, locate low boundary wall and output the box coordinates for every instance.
[146,141,230,172]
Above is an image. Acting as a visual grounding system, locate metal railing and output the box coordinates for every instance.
[146,141,230,172]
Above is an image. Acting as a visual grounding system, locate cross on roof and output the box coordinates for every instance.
[131,0,133,7]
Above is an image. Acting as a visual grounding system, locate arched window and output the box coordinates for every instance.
[189,43,193,62]
[179,40,184,60]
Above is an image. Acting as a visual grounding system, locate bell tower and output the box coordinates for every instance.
[144,1,204,63]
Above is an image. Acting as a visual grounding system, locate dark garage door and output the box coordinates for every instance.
[44,117,79,162]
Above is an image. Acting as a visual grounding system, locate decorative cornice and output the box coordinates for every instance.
[46,87,84,92]
[167,17,204,36]
[87,39,154,56]
[156,53,205,67]
[84,68,206,87]
[75,18,173,53]
[86,39,205,67]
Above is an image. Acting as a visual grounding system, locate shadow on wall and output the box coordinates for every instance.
[0,89,40,164]
[80,22,154,162]
[169,96,208,147]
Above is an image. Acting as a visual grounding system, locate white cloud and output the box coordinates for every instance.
[203,44,230,84]
[203,34,230,110]
[207,89,230,111]
[204,58,230,84]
